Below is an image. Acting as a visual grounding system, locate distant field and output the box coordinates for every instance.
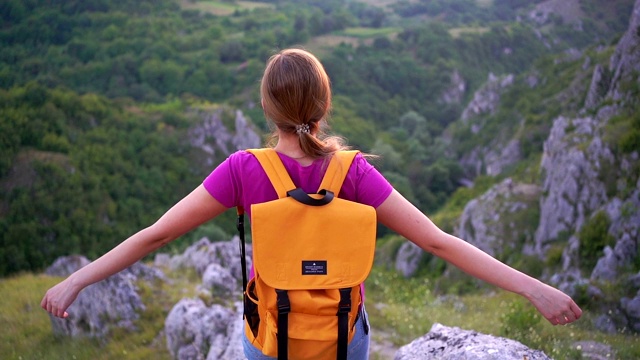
[304,27,400,58]
[533,0,584,24]
[356,0,405,8]
[449,26,491,38]
[357,0,494,10]
[180,0,273,16]
[475,0,494,7]
[303,35,363,58]
[338,26,402,38]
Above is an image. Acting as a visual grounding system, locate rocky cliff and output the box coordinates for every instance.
[444,0,640,335]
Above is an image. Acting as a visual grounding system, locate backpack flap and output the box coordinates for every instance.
[251,195,376,290]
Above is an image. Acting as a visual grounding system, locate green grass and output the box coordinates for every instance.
[336,27,402,39]
[365,267,640,359]
[448,26,491,38]
[4,266,640,359]
[0,267,201,360]
[180,0,273,16]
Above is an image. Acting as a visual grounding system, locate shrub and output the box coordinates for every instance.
[578,211,615,272]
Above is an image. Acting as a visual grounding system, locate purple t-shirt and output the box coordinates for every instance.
[202,150,393,298]
[203,150,393,217]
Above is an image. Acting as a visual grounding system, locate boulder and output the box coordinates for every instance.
[45,255,90,277]
[157,236,251,281]
[164,298,244,360]
[456,178,539,258]
[460,73,514,122]
[200,262,238,297]
[395,241,424,278]
[394,323,550,360]
[534,111,618,257]
[44,255,161,338]
[188,107,261,167]
[621,290,640,332]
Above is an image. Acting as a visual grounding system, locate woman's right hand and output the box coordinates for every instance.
[41,278,81,319]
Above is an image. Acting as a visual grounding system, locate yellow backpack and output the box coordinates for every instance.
[238,149,377,360]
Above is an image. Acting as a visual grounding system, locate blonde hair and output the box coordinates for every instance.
[261,48,347,158]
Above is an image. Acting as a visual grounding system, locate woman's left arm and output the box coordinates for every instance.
[376,190,582,325]
[42,184,227,318]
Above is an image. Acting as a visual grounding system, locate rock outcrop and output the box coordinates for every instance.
[188,107,261,167]
[395,241,424,278]
[158,237,250,358]
[536,0,640,299]
[154,236,251,281]
[456,178,540,257]
[440,70,466,105]
[458,73,521,178]
[394,323,551,360]
[44,256,164,338]
[164,299,244,360]
[534,113,614,255]
[607,0,640,103]
[460,73,514,123]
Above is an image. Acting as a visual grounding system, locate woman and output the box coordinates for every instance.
[42,48,582,359]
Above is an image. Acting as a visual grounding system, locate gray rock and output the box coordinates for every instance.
[164,298,243,360]
[457,73,521,178]
[44,255,90,277]
[45,255,150,338]
[593,315,618,334]
[592,190,640,282]
[456,178,539,258]
[621,290,640,331]
[440,70,466,105]
[125,261,167,283]
[549,269,588,299]
[461,73,514,123]
[584,64,610,109]
[395,242,424,278]
[607,0,640,102]
[394,323,550,360]
[200,262,238,297]
[628,272,640,288]
[188,107,261,167]
[534,115,613,255]
[573,340,615,360]
[207,304,245,360]
[158,237,251,281]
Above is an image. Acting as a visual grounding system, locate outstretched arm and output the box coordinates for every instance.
[41,184,227,318]
[376,190,582,326]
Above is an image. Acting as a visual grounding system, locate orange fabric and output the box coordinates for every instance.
[244,149,376,359]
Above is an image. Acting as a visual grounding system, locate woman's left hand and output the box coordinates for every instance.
[527,282,582,325]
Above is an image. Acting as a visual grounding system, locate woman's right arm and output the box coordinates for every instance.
[375,190,582,325]
[41,184,228,318]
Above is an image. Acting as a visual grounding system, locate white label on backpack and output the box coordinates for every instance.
[302,260,327,275]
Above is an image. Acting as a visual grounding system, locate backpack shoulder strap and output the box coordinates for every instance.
[317,150,359,194]
[246,148,295,199]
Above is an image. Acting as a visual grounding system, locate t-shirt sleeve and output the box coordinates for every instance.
[202,154,239,209]
[352,154,393,208]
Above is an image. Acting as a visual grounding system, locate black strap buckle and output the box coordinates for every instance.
[337,288,351,314]
[276,289,291,314]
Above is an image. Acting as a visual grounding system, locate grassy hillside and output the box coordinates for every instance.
[1,0,639,357]
[3,265,640,359]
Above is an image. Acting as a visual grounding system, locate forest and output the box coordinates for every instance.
[4,0,640,358]
[0,0,635,277]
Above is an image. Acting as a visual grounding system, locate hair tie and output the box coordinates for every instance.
[295,123,310,135]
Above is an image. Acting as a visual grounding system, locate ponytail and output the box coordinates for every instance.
[261,48,347,159]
